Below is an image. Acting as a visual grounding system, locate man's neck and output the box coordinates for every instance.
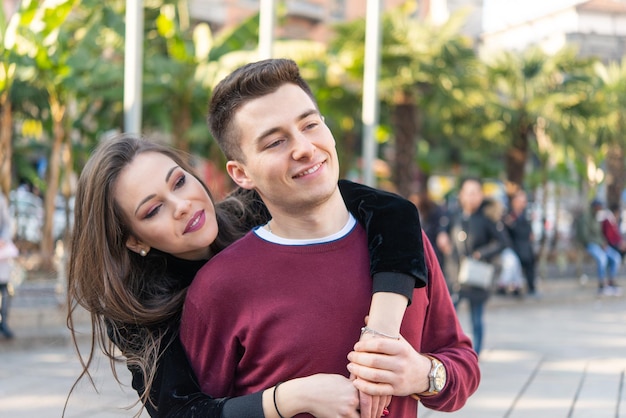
[264,189,349,239]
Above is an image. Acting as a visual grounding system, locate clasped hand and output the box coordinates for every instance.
[347,333,431,417]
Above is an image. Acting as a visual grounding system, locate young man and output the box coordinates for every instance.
[180,59,480,417]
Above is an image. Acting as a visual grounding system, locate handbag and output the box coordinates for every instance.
[453,222,495,289]
[0,240,18,260]
[458,257,495,289]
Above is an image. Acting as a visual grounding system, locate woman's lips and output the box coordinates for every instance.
[185,210,205,234]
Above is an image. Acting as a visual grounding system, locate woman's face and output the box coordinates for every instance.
[114,151,218,260]
[459,180,483,215]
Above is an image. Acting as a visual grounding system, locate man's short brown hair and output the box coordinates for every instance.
[207,58,317,162]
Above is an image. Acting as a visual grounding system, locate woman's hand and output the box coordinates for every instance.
[346,335,431,398]
[353,332,393,418]
[265,374,361,418]
[354,390,390,418]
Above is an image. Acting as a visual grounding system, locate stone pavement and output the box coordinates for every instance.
[0,268,624,417]
[423,286,626,418]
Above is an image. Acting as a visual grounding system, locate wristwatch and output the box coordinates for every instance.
[410,355,446,400]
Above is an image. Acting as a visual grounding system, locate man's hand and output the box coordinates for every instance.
[347,335,431,397]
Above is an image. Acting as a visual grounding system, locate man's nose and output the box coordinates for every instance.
[291,133,315,160]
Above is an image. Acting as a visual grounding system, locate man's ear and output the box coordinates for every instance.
[226,160,255,190]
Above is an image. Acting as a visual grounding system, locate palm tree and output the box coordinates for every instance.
[593,59,626,209]
[332,2,483,196]
[0,1,24,197]
[14,0,79,265]
[485,45,595,193]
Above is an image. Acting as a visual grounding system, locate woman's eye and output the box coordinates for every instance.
[175,174,186,189]
[145,205,161,219]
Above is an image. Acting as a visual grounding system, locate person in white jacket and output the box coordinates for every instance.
[0,193,17,339]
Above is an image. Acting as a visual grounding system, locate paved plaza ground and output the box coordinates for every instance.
[0,272,624,417]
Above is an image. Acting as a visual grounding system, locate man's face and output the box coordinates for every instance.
[511,191,527,213]
[226,83,340,215]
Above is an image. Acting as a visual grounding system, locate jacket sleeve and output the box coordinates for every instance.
[126,332,264,418]
[475,217,509,262]
[338,180,428,299]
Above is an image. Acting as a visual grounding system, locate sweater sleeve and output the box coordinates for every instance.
[417,231,481,411]
[338,179,428,298]
[475,216,509,262]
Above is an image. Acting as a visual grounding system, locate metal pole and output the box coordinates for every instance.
[361,0,382,187]
[259,0,275,59]
[124,0,144,134]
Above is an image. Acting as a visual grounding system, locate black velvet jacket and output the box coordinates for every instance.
[116,180,427,417]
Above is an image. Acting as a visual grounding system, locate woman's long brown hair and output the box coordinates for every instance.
[65,134,266,415]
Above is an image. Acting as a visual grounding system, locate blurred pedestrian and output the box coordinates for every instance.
[504,189,538,296]
[0,192,17,339]
[601,203,626,259]
[445,177,508,355]
[483,198,524,296]
[574,199,622,296]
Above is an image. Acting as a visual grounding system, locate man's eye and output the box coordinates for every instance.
[265,139,284,149]
[304,122,319,130]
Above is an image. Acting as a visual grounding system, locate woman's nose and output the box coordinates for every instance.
[173,197,192,219]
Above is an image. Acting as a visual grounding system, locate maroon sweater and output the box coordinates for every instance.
[181,225,479,416]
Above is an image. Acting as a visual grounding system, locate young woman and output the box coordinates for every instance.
[66,134,427,417]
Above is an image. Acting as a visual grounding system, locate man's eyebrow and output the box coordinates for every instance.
[255,109,320,144]
[134,165,178,216]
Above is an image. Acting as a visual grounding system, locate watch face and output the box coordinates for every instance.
[434,364,446,391]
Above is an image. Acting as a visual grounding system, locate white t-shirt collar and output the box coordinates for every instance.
[254,213,357,245]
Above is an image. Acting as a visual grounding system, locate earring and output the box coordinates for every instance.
[140,249,147,257]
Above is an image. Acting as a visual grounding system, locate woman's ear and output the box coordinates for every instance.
[226,160,255,190]
[126,235,149,256]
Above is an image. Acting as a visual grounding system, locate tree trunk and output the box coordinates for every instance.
[0,92,12,197]
[505,125,529,192]
[605,143,625,210]
[60,135,74,243]
[391,91,419,198]
[339,130,357,180]
[41,95,65,268]
[172,98,191,153]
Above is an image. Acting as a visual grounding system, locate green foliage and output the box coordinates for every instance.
[7,0,626,201]
[208,13,259,61]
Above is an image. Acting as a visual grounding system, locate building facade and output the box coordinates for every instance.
[188,0,484,43]
[481,0,626,62]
